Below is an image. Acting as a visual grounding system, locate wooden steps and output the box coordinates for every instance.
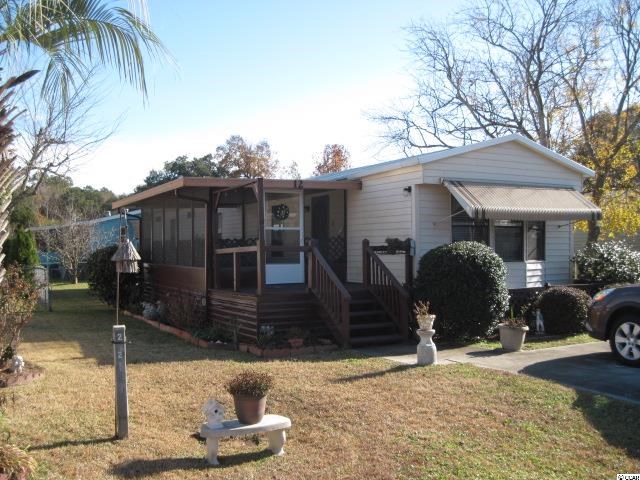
[346,286,403,346]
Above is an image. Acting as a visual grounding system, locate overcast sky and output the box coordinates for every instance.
[68,0,463,194]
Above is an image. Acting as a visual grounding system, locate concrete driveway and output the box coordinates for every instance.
[358,341,640,405]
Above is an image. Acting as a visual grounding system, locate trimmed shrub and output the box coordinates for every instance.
[536,286,591,334]
[86,245,142,311]
[414,241,509,340]
[573,240,640,284]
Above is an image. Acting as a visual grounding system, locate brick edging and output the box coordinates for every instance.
[121,310,236,350]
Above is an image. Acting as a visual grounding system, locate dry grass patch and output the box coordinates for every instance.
[6,284,640,479]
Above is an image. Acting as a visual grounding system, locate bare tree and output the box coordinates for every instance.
[38,215,97,284]
[313,144,351,175]
[11,76,117,205]
[376,0,640,240]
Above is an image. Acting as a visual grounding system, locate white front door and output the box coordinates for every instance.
[265,191,304,284]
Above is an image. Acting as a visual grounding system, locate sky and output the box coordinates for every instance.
[68,0,463,194]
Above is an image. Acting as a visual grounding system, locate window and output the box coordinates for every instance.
[494,220,524,262]
[164,199,177,264]
[451,196,489,244]
[177,199,193,266]
[193,202,206,267]
[152,206,163,263]
[526,221,545,261]
[141,207,152,260]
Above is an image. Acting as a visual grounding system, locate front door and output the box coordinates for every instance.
[265,191,304,284]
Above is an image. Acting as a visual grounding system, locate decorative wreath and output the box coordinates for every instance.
[272,203,290,221]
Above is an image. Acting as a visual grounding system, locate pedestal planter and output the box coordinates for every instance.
[416,314,436,331]
[498,324,529,352]
[416,328,437,365]
[233,394,267,425]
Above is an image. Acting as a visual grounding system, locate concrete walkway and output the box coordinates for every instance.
[357,341,640,405]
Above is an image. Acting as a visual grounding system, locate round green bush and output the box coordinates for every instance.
[573,240,640,284]
[536,286,591,334]
[414,241,509,340]
[86,245,142,311]
[3,226,39,267]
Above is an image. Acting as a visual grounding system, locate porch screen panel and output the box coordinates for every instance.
[164,199,177,264]
[141,207,152,260]
[193,201,206,267]
[177,199,193,266]
[152,206,163,263]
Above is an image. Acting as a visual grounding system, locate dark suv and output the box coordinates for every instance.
[587,285,640,367]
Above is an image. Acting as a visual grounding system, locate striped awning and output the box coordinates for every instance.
[443,180,601,221]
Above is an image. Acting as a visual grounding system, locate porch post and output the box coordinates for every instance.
[362,239,370,287]
[205,188,214,290]
[404,251,414,288]
[256,178,266,295]
[212,192,221,289]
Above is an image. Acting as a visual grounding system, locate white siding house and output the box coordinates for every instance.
[314,134,600,289]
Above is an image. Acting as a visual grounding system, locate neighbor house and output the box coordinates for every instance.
[113,134,600,347]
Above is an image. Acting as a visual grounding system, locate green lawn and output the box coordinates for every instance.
[472,332,598,351]
[8,284,640,479]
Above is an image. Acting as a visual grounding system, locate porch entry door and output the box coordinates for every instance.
[264,191,305,284]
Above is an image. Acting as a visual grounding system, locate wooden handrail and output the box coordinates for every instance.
[362,239,410,339]
[306,241,351,347]
[215,246,258,255]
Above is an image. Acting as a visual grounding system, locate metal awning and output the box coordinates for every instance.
[443,180,601,221]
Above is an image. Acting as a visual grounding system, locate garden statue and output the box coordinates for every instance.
[11,355,24,374]
[535,309,545,334]
[414,302,437,366]
[202,399,225,429]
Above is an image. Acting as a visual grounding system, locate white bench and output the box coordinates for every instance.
[200,414,292,465]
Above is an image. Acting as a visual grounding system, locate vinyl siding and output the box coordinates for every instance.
[414,184,451,262]
[545,220,572,285]
[346,165,423,282]
[422,142,583,190]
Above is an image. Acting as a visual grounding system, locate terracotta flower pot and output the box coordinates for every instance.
[233,394,267,425]
[498,324,529,352]
[288,338,304,349]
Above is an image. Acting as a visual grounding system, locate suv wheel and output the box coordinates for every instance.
[609,314,640,367]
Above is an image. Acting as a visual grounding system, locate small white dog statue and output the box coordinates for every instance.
[11,355,24,374]
[202,399,225,429]
[535,309,545,334]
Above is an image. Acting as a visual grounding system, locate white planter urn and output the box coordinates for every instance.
[498,324,529,352]
[416,314,436,331]
[416,328,437,366]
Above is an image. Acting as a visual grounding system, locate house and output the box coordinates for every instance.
[112,134,600,347]
[31,210,140,279]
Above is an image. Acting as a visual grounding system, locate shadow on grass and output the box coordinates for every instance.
[573,392,640,460]
[332,363,417,383]
[25,286,366,366]
[29,436,117,451]
[110,450,274,477]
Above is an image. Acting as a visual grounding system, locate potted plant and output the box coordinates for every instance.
[498,307,529,351]
[226,370,274,425]
[0,444,37,480]
[286,327,307,348]
[414,301,435,331]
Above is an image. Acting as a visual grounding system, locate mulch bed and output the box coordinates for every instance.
[0,361,44,387]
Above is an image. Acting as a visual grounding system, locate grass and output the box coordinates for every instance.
[7,283,639,479]
[473,333,598,351]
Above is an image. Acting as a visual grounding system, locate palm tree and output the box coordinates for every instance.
[0,0,167,280]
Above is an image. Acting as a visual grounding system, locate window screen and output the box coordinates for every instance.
[164,199,177,264]
[152,206,163,263]
[526,221,545,261]
[193,202,206,267]
[451,196,489,244]
[141,207,152,261]
[177,199,193,266]
[494,220,524,262]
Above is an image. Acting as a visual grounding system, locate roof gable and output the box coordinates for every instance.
[312,134,594,181]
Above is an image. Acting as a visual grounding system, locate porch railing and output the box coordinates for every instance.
[362,239,410,339]
[307,240,351,347]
